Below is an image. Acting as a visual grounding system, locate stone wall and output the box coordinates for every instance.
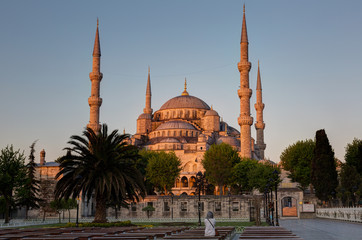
[111,195,255,220]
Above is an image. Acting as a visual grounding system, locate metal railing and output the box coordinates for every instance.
[316,207,362,223]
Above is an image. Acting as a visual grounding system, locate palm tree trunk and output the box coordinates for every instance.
[94,194,107,223]
[4,199,10,224]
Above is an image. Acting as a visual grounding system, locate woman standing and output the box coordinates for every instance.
[204,211,216,236]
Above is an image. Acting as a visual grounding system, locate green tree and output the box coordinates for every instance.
[202,143,241,195]
[16,141,42,219]
[55,124,145,223]
[280,139,315,191]
[145,151,182,195]
[0,145,26,223]
[345,138,362,175]
[50,199,63,223]
[142,205,155,219]
[138,149,159,195]
[311,129,338,203]
[232,158,259,193]
[248,162,280,193]
[339,164,361,206]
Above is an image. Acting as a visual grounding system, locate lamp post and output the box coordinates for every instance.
[76,196,79,227]
[273,170,279,226]
[196,171,203,226]
[264,188,269,225]
[228,186,231,219]
[269,178,274,226]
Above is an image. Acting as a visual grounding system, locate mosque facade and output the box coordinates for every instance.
[87,8,266,196]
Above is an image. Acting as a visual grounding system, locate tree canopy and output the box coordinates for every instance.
[280,139,315,190]
[55,124,145,223]
[339,164,361,206]
[16,141,42,219]
[232,158,259,193]
[311,129,338,202]
[345,138,362,175]
[202,143,241,195]
[145,151,182,195]
[0,145,26,223]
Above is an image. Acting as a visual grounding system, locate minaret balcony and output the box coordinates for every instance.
[88,96,102,106]
[238,116,253,126]
[254,102,265,111]
[255,122,265,130]
[238,88,252,98]
[238,61,251,72]
[89,72,103,81]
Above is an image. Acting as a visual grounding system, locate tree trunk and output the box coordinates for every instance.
[25,206,29,220]
[219,185,224,196]
[115,207,118,219]
[68,209,71,223]
[93,194,107,223]
[42,209,46,222]
[4,199,10,224]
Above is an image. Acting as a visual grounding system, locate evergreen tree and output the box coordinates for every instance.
[16,141,42,219]
[311,129,338,202]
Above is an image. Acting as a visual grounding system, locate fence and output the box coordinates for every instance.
[316,207,362,223]
[0,216,250,228]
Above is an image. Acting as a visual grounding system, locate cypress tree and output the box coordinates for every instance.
[311,129,338,202]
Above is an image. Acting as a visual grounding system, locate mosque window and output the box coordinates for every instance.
[181,176,188,187]
[232,202,239,211]
[181,202,187,211]
[164,202,170,211]
[215,202,221,211]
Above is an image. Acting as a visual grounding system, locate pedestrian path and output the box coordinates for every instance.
[280,219,362,240]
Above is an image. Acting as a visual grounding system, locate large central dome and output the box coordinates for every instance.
[159,95,210,110]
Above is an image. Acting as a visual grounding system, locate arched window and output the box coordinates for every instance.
[190,176,196,188]
[175,178,181,188]
[181,176,188,187]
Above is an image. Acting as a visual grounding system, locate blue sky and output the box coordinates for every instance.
[1,0,361,163]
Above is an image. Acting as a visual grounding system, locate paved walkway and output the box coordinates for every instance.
[280,219,362,240]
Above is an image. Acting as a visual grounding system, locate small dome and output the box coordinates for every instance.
[204,109,219,117]
[156,120,196,130]
[159,95,210,110]
[138,113,151,120]
[217,136,240,147]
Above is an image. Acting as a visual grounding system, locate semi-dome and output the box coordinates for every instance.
[137,113,151,119]
[204,109,219,117]
[156,120,196,130]
[159,95,210,110]
[217,136,240,147]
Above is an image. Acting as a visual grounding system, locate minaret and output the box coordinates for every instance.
[255,61,266,159]
[237,5,253,158]
[87,19,103,133]
[143,66,153,114]
[136,67,153,135]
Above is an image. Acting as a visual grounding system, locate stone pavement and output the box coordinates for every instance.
[280,219,362,240]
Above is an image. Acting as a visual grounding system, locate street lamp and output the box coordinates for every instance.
[264,187,269,225]
[269,178,274,226]
[196,171,204,226]
[228,186,231,219]
[273,170,279,226]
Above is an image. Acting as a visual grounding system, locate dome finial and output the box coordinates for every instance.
[182,78,189,96]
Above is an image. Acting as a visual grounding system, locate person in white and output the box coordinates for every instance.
[204,211,216,236]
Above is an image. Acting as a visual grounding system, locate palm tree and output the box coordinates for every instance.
[55,124,145,223]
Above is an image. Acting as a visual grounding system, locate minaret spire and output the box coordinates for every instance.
[87,19,103,133]
[182,78,189,96]
[241,4,248,43]
[143,66,152,114]
[255,60,266,159]
[237,4,253,158]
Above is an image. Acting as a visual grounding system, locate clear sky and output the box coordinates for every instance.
[1,0,361,163]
